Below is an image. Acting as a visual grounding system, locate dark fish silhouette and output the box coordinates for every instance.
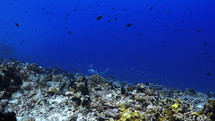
[138,33,143,36]
[174,29,179,32]
[180,19,184,22]
[15,23,20,27]
[145,82,150,86]
[114,17,118,21]
[149,6,154,11]
[207,55,211,58]
[162,40,167,43]
[202,43,207,46]
[67,31,72,34]
[108,76,114,79]
[126,24,133,27]
[168,11,173,14]
[96,15,103,20]
[206,72,211,76]
[19,40,25,45]
[204,52,209,55]
[189,11,193,15]
[196,30,201,33]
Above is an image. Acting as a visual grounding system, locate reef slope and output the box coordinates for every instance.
[0,59,215,121]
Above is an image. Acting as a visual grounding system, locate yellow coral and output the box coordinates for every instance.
[191,112,202,116]
[118,106,143,121]
[48,88,58,93]
[171,103,179,109]
[159,117,167,121]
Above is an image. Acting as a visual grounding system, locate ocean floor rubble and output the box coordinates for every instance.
[0,58,215,121]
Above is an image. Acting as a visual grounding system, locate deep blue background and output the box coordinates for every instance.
[0,0,215,91]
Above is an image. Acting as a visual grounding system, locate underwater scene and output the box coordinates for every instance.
[0,0,215,120]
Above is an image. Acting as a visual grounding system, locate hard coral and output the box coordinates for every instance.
[199,99,215,120]
[118,105,143,121]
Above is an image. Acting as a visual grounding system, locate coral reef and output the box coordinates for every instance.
[0,58,214,121]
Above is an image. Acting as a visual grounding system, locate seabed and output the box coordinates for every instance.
[0,59,215,121]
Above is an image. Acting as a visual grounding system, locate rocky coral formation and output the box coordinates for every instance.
[0,58,214,121]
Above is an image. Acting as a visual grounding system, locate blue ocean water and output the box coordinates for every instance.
[0,0,215,91]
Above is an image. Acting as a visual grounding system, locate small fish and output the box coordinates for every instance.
[200,52,210,58]
[114,17,118,21]
[66,13,71,16]
[15,23,20,27]
[138,33,143,36]
[196,30,201,33]
[206,72,211,76]
[174,29,179,32]
[189,11,193,15]
[73,8,77,12]
[19,40,24,45]
[145,82,150,86]
[180,19,184,22]
[67,31,72,34]
[96,15,103,20]
[126,24,133,27]
[162,40,167,43]
[112,7,115,10]
[168,11,173,14]
[202,43,207,46]
[137,56,142,59]
[149,6,154,11]
[108,76,114,79]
